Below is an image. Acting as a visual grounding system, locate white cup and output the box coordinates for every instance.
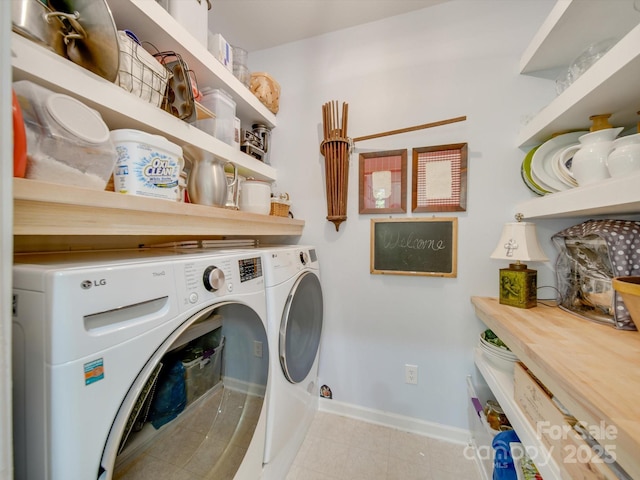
[607,133,640,177]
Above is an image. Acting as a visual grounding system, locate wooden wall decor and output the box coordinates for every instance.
[359,149,407,214]
[412,143,468,212]
[370,217,458,277]
[320,100,350,231]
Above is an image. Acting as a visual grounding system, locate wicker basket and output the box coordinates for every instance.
[250,72,280,114]
[270,193,290,217]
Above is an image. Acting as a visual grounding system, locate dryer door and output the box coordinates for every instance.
[279,271,323,384]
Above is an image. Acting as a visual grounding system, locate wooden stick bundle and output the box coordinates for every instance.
[321,100,350,231]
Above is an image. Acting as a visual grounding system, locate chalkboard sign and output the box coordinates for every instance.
[371,218,457,277]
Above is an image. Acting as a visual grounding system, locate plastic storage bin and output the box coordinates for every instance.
[208,32,233,71]
[111,129,184,201]
[13,80,117,190]
[197,88,236,146]
[182,338,223,405]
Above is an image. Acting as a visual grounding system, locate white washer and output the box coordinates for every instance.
[260,245,323,480]
[12,248,269,480]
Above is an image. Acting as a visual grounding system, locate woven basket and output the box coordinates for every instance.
[250,72,280,114]
[270,193,290,217]
[270,200,289,217]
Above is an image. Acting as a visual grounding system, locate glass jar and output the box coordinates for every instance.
[485,400,509,431]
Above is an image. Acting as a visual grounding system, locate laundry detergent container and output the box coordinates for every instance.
[111,129,183,201]
[13,80,117,189]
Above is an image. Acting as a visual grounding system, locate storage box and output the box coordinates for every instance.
[115,31,171,108]
[111,129,183,201]
[197,88,236,146]
[13,80,117,190]
[182,343,222,405]
[166,0,209,47]
[208,32,233,72]
[514,362,617,479]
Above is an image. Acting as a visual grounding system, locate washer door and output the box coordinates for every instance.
[279,271,323,384]
[99,302,269,480]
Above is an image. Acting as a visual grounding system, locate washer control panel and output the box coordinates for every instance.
[239,256,263,282]
[176,253,264,309]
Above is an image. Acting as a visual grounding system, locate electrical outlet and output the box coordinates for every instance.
[253,341,263,358]
[405,364,418,384]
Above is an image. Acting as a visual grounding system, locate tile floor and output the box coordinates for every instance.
[286,412,483,480]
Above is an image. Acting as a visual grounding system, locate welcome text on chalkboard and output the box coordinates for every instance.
[370,218,458,277]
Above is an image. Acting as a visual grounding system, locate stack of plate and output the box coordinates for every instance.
[479,331,518,368]
[521,131,588,195]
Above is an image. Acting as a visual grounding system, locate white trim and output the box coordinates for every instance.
[318,398,472,445]
[1,0,13,477]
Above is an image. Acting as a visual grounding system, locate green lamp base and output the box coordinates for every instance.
[498,263,538,309]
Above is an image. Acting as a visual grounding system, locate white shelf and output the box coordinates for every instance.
[515,172,640,219]
[466,375,495,480]
[519,0,640,77]
[515,0,640,219]
[518,21,640,147]
[474,349,562,480]
[107,0,277,129]
[11,33,276,182]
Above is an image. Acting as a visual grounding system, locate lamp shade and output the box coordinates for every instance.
[490,222,549,262]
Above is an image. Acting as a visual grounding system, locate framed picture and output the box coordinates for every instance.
[370,217,458,277]
[412,143,467,212]
[359,149,407,214]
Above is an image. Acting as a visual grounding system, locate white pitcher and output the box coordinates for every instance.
[571,127,623,186]
[607,133,640,177]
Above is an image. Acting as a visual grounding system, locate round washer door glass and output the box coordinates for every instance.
[279,271,323,384]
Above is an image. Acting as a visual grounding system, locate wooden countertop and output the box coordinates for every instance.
[471,297,640,480]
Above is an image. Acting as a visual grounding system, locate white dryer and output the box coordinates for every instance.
[260,245,323,480]
[12,248,269,480]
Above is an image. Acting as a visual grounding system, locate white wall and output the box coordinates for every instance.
[249,0,568,435]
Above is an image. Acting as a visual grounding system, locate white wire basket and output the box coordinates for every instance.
[116,31,171,108]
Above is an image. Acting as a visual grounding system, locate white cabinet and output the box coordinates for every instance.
[515,0,640,219]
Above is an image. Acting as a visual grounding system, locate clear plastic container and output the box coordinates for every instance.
[197,88,236,146]
[13,80,117,189]
[232,46,248,68]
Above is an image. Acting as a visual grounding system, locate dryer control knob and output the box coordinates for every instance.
[299,251,308,265]
[203,266,225,292]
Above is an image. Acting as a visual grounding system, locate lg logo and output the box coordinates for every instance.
[81,279,107,289]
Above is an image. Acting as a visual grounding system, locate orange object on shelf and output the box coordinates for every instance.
[12,89,27,178]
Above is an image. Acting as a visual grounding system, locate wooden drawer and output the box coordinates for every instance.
[513,362,618,480]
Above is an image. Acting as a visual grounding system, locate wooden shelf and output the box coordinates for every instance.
[515,172,640,219]
[471,296,640,480]
[13,179,303,251]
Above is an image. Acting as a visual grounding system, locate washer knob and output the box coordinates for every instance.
[299,251,309,265]
[203,266,225,292]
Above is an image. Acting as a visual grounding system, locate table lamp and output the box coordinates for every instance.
[490,215,548,308]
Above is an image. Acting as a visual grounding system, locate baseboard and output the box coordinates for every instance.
[318,397,472,445]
